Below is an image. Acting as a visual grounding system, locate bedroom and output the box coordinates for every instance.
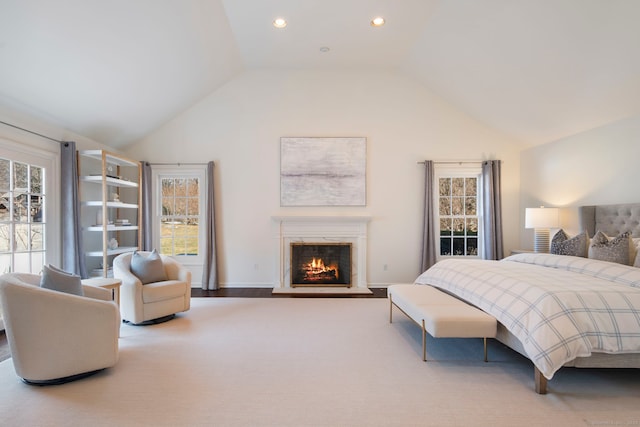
[2,0,638,288]
[1,0,640,423]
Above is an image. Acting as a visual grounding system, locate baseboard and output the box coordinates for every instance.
[367,282,415,288]
[217,283,275,288]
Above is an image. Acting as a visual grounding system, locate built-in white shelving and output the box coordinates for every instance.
[85,225,140,232]
[84,246,139,257]
[82,201,139,210]
[78,150,142,278]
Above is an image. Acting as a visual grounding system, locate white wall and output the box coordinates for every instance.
[125,69,523,287]
[519,115,640,248]
[0,104,112,152]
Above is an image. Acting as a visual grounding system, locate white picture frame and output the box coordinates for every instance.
[280,137,366,206]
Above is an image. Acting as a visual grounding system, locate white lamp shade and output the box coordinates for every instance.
[525,207,559,229]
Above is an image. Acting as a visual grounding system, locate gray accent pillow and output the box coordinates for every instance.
[39,264,84,296]
[588,231,631,265]
[550,229,589,257]
[130,249,167,284]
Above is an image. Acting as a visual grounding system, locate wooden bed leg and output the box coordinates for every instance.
[534,367,547,394]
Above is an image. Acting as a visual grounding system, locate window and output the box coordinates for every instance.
[0,139,57,332]
[153,166,206,265]
[0,158,46,273]
[435,166,482,259]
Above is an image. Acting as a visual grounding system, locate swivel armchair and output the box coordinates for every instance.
[0,272,120,384]
[113,251,191,325]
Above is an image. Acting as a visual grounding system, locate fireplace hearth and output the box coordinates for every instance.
[271,215,372,294]
[290,243,351,287]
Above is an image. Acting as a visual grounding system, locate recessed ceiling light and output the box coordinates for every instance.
[319,46,330,53]
[273,17,287,28]
[371,16,385,27]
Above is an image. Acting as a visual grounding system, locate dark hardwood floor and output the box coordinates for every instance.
[0,287,388,362]
[192,287,388,298]
[0,331,8,363]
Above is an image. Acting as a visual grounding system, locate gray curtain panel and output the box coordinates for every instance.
[201,161,219,290]
[60,141,87,278]
[420,160,437,272]
[140,161,153,251]
[481,160,504,260]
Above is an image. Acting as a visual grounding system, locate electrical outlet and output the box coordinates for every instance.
[254,263,259,271]
[383,264,388,271]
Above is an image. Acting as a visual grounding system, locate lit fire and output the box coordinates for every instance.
[304,257,339,281]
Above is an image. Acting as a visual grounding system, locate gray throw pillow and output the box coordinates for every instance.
[40,264,84,296]
[588,231,631,265]
[550,229,589,257]
[130,249,167,284]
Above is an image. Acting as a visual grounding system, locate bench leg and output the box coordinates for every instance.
[422,319,427,361]
[484,337,488,362]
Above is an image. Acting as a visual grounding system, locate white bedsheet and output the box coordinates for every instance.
[414,253,640,379]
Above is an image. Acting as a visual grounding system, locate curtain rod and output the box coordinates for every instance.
[0,119,67,144]
[146,162,208,166]
[417,160,484,165]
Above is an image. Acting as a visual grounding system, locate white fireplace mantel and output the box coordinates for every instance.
[271,215,372,294]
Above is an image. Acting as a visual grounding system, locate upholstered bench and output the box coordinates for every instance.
[388,284,497,362]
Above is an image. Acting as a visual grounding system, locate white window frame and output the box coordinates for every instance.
[0,138,59,271]
[151,165,206,270]
[0,138,58,331]
[433,164,483,261]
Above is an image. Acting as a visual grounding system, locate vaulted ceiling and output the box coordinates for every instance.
[1,0,639,148]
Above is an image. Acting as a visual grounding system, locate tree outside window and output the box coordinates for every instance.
[438,176,479,257]
[160,177,199,256]
[0,158,45,274]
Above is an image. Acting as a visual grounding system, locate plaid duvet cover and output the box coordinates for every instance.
[414,253,640,379]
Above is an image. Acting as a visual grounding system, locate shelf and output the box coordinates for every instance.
[78,149,142,278]
[85,246,138,257]
[80,175,138,188]
[79,150,140,167]
[86,225,139,232]
[83,201,139,209]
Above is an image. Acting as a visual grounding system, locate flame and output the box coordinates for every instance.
[304,257,339,279]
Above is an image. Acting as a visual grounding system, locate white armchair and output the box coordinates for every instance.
[0,272,120,384]
[113,251,191,325]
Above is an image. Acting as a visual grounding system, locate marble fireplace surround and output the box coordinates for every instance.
[271,215,372,295]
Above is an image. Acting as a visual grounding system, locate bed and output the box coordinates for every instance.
[414,203,640,394]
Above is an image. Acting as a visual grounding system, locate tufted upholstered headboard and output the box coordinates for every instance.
[579,203,640,238]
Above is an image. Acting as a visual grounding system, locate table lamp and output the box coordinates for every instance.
[525,206,559,253]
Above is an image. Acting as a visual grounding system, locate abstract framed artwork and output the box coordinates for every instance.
[280,137,366,206]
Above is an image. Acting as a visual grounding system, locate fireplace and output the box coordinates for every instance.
[271,215,372,294]
[290,243,351,287]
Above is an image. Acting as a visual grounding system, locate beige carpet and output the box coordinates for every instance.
[1,297,640,426]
